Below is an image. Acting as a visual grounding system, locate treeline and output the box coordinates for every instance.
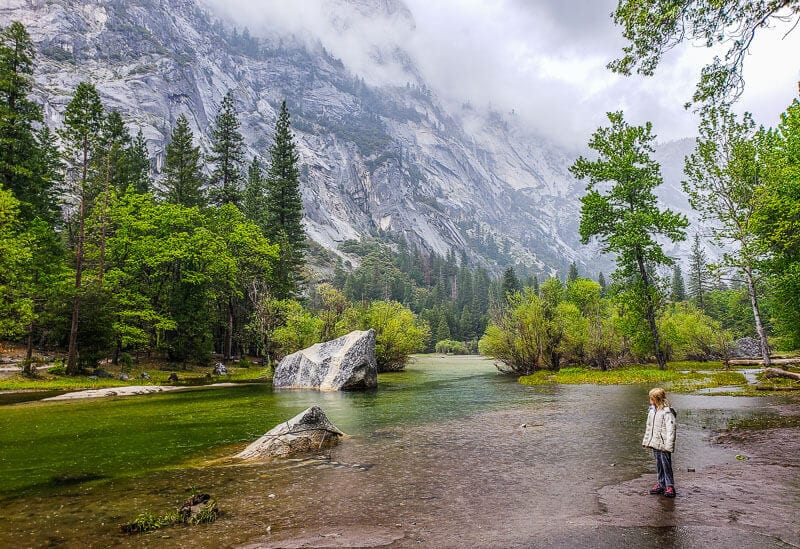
[0,22,306,374]
[481,99,800,373]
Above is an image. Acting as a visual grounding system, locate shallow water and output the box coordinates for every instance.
[0,356,784,547]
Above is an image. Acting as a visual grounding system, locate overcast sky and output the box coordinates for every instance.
[204,0,800,149]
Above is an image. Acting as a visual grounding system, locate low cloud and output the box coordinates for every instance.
[202,0,800,149]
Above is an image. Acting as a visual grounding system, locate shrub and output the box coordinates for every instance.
[435,339,470,354]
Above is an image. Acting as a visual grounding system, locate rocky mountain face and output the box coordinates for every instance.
[0,0,701,278]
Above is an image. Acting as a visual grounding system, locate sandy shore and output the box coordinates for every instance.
[42,382,241,401]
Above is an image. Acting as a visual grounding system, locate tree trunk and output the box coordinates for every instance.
[98,154,110,286]
[763,367,800,381]
[225,298,234,360]
[744,266,771,368]
[66,145,88,375]
[637,254,666,370]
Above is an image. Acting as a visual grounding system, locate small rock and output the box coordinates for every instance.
[213,362,228,376]
[88,375,99,380]
[167,372,179,382]
[119,373,129,381]
[688,468,696,472]
[267,493,276,498]
[139,372,150,380]
[610,463,616,467]
[520,423,527,428]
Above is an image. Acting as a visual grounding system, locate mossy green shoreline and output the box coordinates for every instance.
[519,364,747,392]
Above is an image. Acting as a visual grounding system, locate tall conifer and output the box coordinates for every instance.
[265,100,306,298]
[208,91,244,207]
[163,114,204,207]
[59,82,104,374]
[0,22,45,220]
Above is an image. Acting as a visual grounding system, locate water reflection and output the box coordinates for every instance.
[0,356,783,548]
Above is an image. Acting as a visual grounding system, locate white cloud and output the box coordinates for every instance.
[201,0,800,148]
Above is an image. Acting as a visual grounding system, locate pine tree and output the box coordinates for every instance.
[0,21,45,221]
[501,266,521,299]
[265,100,306,298]
[687,233,709,311]
[127,129,150,194]
[597,272,607,296]
[670,264,686,302]
[207,91,244,207]
[244,156,268,229]
[567,261,579,283]
[163,114,205,207]
[59,81,105,374]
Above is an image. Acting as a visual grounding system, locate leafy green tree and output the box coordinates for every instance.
[265,100,306,298]
[272,300,322,357]
[479,289,548,374]
[570,111,687,369]
[0,21,44,222]
[659,302,732,361]
[338,300,429,371]
[315,283,349,342]
[208,91,244,207]
[671,264,686,302]
[609,0,800,105]
[687,234,710,310]
[0,186,33,340]
[753,98,800,348]
[684,105,771,365]
[59,81,105,374]
[163,114,205,207]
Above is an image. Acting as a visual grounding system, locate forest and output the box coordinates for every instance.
[1,17,800,382]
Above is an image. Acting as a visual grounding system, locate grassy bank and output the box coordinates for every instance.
[0,365,271,392]
[519,364,747,392]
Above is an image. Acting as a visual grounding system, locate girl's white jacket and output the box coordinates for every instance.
[642,405,676,452]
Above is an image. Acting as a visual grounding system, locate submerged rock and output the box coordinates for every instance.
[235,406,345,459]
[273,329,377,391]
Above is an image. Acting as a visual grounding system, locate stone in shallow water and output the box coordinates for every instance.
[273,329,377,391]
[235,406,345,459]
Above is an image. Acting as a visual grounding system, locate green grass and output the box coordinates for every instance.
[0,367,271,392]
[519,365,747,392]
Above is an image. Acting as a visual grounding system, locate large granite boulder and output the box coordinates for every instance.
[235,406,345,459]
[273,329,377,391]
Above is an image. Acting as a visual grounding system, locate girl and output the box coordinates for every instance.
[642,387,676,497]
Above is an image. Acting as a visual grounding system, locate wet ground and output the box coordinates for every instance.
[1,357,798,548]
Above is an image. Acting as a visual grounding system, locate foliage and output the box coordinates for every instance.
[684,104,771,364]
[659,302,733,361]
[670,264,686,302]
[434,339,470,354]
[338,300,429,371]
[271,299,322,358]
[571,111,687,369]
[264,100,306,299]
[609,0,800,105]
[753,99,800,348]
[163,113,205,207]
[519,365,746,391]
[0,186,33,338]
[687,233,710,310]
[207,90,244,207]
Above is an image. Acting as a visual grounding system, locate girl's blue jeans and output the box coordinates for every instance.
[653,449,674,488]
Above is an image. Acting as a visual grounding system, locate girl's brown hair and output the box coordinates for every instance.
[649,387,670,409]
